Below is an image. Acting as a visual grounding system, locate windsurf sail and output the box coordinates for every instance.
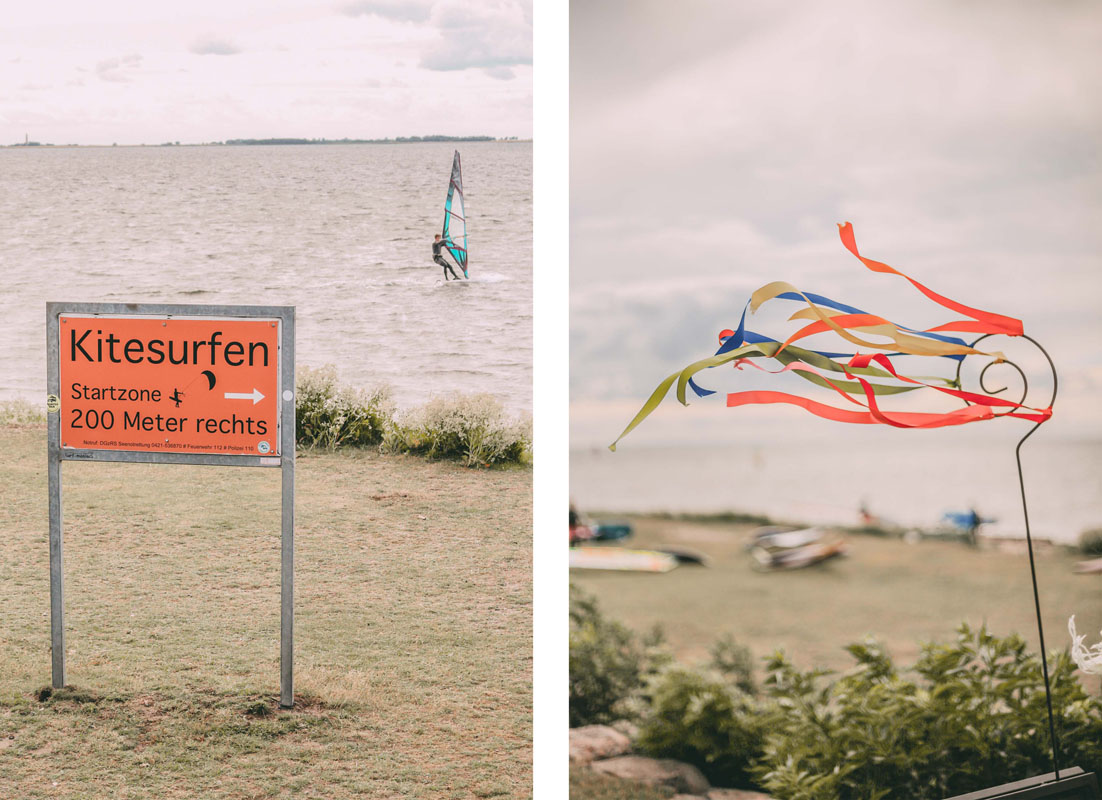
[442,150,468,278]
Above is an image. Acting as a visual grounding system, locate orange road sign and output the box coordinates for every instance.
[58,315,282,456]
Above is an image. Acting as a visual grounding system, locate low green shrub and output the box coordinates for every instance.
[293,368,529,466]
[709,632,756,696]
[569,585,669,727]
[754,624,1102,799]
[573,596,1102,798]
[1079,528,1102,556]
[295,366,393,450]
[384,392,531,467]
[0,400,45,426]
[636,666,767,789]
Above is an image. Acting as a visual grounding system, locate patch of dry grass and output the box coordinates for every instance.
[0,426,531,799]
[569,770,671,800]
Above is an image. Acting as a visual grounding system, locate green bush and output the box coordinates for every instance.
[1079,528,1102,556]
[0,400,45,426]
[577,600,1102,798]
[384,392,531,467]
[295,366,393,450]
[636,666,767,789]
[754,624,1102,799]
[569,585,669,727]
[709,632,756,696]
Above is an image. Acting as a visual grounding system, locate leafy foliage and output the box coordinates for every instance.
[754,624,1102,799]
[295,368,529,466]
[1079,528,1102,556]
[0,400,45,426]
[570,594,1102,799]
[709,632,756,696]
[383,392,531,467]
[569,585,669,727]
[295,366,393,450]
[636,666,767,789]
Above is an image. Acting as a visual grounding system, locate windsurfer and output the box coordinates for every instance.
[433,234,459,281]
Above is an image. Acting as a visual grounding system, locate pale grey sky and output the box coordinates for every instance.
[2,0,532,145]
[571,0,1102,444]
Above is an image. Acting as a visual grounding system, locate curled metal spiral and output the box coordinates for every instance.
[956,333,1061,779]
[953,333,1056,418]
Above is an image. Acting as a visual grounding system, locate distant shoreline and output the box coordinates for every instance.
[3,136,529,149]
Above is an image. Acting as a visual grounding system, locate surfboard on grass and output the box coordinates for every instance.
[568,546,679,573]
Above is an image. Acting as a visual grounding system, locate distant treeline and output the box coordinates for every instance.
[222,135,506,146]
[5,135,521,148]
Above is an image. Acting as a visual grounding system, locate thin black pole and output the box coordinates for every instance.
[1015,423,1060,781]
[960,333,1060,780]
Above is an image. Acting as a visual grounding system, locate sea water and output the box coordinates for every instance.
[0,142,532,413]
[571,436,1102,544]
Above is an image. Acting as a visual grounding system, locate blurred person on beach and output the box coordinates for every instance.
[433,233,459,281]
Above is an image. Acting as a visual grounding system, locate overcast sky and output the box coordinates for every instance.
[2,0,531,145]
[571,0,1102,445]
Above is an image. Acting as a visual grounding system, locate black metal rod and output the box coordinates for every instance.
[965,333,1060,781]
[1016,422,1060,781]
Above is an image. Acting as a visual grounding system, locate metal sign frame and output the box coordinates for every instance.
[46,302,297,708]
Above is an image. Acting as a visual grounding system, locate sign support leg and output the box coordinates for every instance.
[48,453,65,688]
[279,313,296,709]
[280,455,294,708]
[47,303,65,688]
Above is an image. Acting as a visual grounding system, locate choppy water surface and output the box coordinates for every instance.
[571,437,1102,544]
[0,142,532,413]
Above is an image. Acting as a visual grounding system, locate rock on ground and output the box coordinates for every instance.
[568,725,633,766]
[590,755,711,795]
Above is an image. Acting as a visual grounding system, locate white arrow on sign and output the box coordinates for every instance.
[224,388,265,405]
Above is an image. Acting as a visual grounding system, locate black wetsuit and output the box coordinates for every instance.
[433,238,459,280]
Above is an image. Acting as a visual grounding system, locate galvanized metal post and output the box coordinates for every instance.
[46,304,65,687]
[280,310,296,708]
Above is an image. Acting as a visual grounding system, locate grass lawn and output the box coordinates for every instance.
[571,515,1102,680]
[0,425,531,799]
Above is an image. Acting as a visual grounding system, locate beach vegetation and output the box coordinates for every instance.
[382,392,532,467]
[571,592,1102,798]
[753,624,1102,798]
[708,632,756,695]
[293,367,530,466]
[1079,527,1102,556]
[569,586,670,727]
[295,365,393,450]
[636,666,766,789]
[0,399,45,426]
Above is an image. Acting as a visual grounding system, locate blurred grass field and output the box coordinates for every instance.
[571,515,1102,680]
[0,425,531,799]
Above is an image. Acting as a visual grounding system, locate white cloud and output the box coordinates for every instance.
[483,65,516,81]
[340,0,532,78]
[342,0,435,22]
[189,36,243,56]
[419,1,532,77]
[95,53,143,82]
